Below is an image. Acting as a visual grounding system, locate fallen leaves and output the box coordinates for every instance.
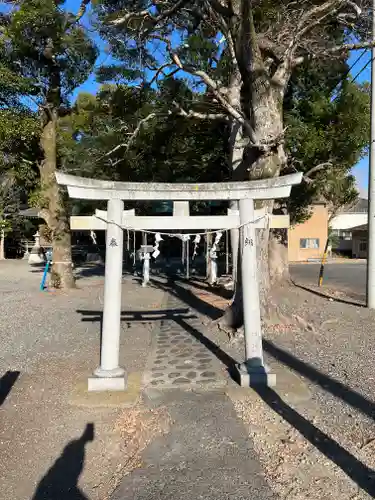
[100,405,171,500]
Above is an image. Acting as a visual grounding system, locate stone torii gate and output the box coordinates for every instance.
[56,171,302,391]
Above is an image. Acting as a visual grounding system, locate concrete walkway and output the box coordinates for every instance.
[112,390,275,500]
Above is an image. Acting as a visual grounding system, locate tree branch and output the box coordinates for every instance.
[287,0,364,64]
[207,0,233,18]
[293,39,375,66]
[326,40,375,55]
[297,0,360,35]
[170,52,259,144]
[148,62,175,86]
[297,0,341,32]
[111,0,189,27]
[76,0,90,23]
[172,101,227,121]
[98,112,157,162]
[149,33,254,139]
[125,112,156,152]
[111,9,149,26]
[303,162,332,183]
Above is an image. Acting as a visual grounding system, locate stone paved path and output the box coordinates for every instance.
[143,295,227,389]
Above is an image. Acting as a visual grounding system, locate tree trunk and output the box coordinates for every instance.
[227,66,244,284]
[39,113,75,289]
[223,105,287,329]
[269,229,289,285]
[220,2,294,331]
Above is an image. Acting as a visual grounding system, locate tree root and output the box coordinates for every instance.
[217,320,238,342]
[212,296,316,342]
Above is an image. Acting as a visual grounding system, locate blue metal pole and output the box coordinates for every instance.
[40,260,50,291]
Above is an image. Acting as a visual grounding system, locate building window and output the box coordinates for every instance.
[339,230,352,240]
[300,238,320,249]
[331,229,352,240]
[359,241,367,252]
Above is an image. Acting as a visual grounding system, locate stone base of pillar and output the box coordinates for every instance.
[233,362,276,388]
[88,375,127,392]
[88,366,127,392]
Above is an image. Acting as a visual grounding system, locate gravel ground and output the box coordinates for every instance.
[5,259,375,499]
[0,260,166,500]
[173,278,375,500]
[257,284,375,499]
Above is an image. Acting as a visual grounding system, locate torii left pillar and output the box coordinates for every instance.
[88,198,126,391]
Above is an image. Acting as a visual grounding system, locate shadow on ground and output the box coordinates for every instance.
[76,277,375,496]
[151,276,224,320]
[264,340,375,422]
[28,263,106,279]
[0,370,20,406]
[75,264,105,279]
[177,275,233,300]
[151,278,375,496]
[31,423,94,500]
[291,280,365,308]
[255,387,375,497]
[28,264,46,274]
[77,307,195,325]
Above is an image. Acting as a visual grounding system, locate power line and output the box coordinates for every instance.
[366,0,375,308]
[331,49,368,100]
[348,48,368,74]
[351,55,373,83]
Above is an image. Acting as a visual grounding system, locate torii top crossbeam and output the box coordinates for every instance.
[55,172,303,201]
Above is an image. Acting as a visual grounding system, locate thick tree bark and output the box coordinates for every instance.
[227,67,244,287]
[218,2,292,330]
[39,113,75,289]
[269,229,289,284]
[223,103,287,329]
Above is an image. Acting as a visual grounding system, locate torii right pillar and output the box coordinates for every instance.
[234,198,275,386]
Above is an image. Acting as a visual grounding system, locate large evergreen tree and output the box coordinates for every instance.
[92,0,373,325]
[1,0,97,287]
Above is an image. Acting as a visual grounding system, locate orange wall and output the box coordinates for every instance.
[288,205,328,262]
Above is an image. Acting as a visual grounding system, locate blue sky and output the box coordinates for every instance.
[347,50,371,198]
[65,0,103,100]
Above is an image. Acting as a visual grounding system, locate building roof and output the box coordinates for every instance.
[340,198,368,214]
[351,224,367,231]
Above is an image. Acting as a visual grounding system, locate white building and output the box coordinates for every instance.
[330,198,368,256]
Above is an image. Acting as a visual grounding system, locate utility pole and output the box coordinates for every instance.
[368,0,375,308]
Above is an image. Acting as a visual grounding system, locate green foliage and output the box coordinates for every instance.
[0,109,39,173]
[284,59,369,223]
[328,226,340,248]
[0,217,12,236]
[58,82,229,214]
[60,65,368,223]
[0,171,27,241]
[5,0,98,102]
[0,0,98,230]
